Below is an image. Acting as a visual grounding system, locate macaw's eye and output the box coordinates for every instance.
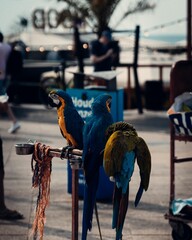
[106,98,112,112]
[50,93,59,100]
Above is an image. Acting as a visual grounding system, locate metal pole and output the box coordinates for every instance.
[72,169,79,240]
[187,0,192,60]
[73,19,84,89]
[127,67,131,109]
[133,25,143,114]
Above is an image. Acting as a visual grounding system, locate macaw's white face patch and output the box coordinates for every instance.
[49,93,60,105]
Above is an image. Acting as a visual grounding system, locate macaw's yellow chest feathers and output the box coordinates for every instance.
[57,98,78,147]
[57,98,67,137]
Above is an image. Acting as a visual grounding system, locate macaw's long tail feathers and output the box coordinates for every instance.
[112,185,121,229]
[134,183,143,207]
[82,174,99,240]
[82,185,95,240]
[116,188,129,240]
[113,185,129,240]
[94,203,102,240]
[116,228,123,240]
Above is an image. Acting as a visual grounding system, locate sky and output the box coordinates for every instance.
[0,0,187,37]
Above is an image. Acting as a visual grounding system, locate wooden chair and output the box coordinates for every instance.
[169,60,192,202]
[165,60,192,239]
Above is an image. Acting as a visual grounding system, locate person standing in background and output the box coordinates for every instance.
[0,136,23,219]
[90,29,114,72]
[7,41,24,104]
[0,32,20,133]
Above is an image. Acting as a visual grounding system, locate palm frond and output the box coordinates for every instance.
[57,0,156,32]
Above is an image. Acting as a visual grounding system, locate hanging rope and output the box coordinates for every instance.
[31,142,53,240]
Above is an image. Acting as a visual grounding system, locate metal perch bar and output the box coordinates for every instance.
[15,143,83,158]
[48,147,83,158]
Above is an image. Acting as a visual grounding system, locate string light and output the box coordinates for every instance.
[143,17,186,35]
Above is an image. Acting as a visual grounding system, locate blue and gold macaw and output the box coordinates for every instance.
[48,89,84,151]
[82,93,114,240]
[103,121,151,240]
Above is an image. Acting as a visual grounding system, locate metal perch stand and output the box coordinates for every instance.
[15,142,82,240]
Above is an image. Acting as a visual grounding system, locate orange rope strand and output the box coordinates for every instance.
[31,142,53,240]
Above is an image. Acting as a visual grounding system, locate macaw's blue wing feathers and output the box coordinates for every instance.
[83,117,111,181]
[65,106,84,149]
[82,94,114,240]
[115,152,135,193]
[82,95,114,179]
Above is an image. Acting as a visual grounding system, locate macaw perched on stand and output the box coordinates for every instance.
[82,94,114,240]
[48,89,84,240]
[103,121,151,240]
[48,89,84,152]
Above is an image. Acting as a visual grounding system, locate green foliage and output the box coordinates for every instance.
[57,0,156,33]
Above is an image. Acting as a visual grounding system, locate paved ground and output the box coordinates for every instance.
[0,103,192,240]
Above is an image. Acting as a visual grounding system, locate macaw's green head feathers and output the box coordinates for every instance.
[91,94,112,114]
[48,89,74,108]
[106,121,137,140]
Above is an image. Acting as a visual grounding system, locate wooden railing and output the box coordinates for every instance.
[83,60,173,111]
[117,62,172,109]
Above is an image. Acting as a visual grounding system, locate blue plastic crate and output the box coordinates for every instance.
[67,162,114,201]
[66,88,124,122]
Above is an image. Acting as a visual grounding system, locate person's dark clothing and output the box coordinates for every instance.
[0,137,4,176]
[7,48,23,103]
[6,49,23,76]
[90,40,112,72]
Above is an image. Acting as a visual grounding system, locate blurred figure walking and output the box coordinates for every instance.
[0,32,20,133]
